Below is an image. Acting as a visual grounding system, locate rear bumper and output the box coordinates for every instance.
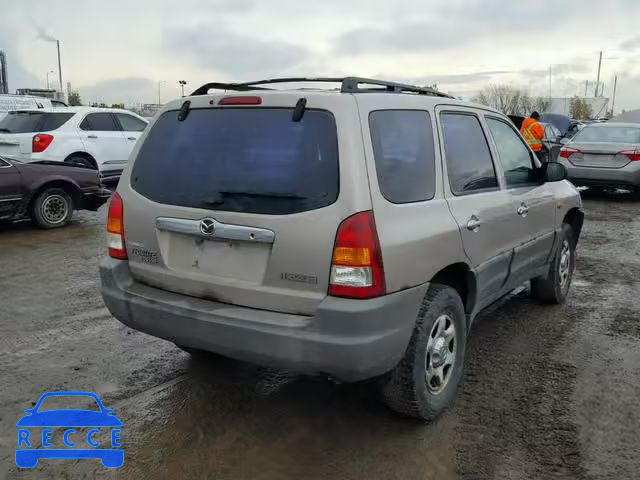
[558,158,640,187]
[81,188,111,211]
[99,169,123,186]
[100,258,426,381]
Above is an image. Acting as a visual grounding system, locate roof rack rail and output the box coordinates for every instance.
[190,77,454,98]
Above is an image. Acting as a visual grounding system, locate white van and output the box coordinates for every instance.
[0,95,67,121]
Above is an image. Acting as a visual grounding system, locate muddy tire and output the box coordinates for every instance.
[379,284,466,421]
[531,223,575,304]
[31,188,74,229]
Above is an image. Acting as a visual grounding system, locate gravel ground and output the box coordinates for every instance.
[1,190,639,480]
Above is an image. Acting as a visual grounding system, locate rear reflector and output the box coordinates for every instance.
[107,192,127,259]
[618,149,640,161]
[32,134,54,153]
[328,211,385,299]
[218,96,262,105]
[559,146,580,159]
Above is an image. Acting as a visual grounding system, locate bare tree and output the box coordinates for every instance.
[473,85,551,116]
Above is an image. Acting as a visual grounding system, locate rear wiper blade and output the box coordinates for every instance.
[0,128,11,133]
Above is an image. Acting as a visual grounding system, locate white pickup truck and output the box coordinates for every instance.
[0,95,67,121]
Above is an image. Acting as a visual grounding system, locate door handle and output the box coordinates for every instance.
[126,137,136,141]
[466,216,481,232]
[517,204,529,217]
[87,135,98,139]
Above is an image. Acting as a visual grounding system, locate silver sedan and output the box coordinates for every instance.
[557,122,640,191]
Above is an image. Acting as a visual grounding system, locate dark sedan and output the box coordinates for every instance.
[0,156,111,228]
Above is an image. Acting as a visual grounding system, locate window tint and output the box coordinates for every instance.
[40,113,74,131]
[80,113,119,131]
[369,110,436,203]
[486,117,537,187]
[131,108,339,215]
[117,113,147,132]
[440,113,498,194]
[0,112,72,133]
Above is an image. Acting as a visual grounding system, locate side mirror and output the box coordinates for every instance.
[541,162,567,182]
[559,137,570,145]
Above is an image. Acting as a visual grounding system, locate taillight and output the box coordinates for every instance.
[218,96,262,105]
[107,192,127,259]
[559,146,580,159]
[618,149,640,161]
[328,211,385,299]
[32,134,54,153]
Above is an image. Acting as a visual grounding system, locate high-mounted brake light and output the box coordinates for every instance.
[107,192,127,259]
[218,96,262,105]
[328,211,385,299]
[617,149,640,161]
[32,134,54,153]
[559,146,580,159]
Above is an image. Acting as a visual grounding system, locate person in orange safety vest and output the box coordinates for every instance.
[520,111,546,161]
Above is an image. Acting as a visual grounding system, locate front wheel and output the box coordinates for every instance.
[531,224,575,304]
[379,284,467,421]
[31,188,74,228]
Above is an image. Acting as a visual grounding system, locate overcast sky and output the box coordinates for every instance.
[2,0,640,112]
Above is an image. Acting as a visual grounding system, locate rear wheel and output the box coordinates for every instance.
[31,188,74,228]
[531,223,575,304]
[379,284,466,421]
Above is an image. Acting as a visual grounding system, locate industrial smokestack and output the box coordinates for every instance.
[57,40,63,94]
[0,50,8,94]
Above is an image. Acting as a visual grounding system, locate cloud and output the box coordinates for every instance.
[620,36,640,51]
[333,1,569,55]
[77,77,158,105]
[0,29,40,92]
[163,24,310,78]
[192,0,255,11]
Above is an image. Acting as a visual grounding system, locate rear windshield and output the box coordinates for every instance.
[574,125,640,143]
[0,112,73,133]
[131,108,339,215]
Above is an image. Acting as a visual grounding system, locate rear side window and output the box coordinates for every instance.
[80,113,119,131]
[369,110,436,203]
[116,113,147,132]
[0,112,73,133]
[41,113,74,131]
[440,113,498,194]
[131,108,339,215]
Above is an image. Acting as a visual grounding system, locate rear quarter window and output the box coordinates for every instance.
[369,110,436,203]
[131,108,339,215]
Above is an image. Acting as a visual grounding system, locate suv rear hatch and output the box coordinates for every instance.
[120,92,370,315]
[0,111,74,160]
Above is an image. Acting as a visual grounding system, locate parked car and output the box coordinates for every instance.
[557,122,640,191]
[0,107,148,184]
[508,116,566,162]
[541,122,567,162]
[100,77,583,421]
[0,155,110,228]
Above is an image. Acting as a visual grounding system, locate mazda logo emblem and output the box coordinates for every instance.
[200,218,216,235]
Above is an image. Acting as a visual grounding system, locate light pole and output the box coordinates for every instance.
[178,80,187,97]
[46,70,55,90]
[158,80,167,106]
